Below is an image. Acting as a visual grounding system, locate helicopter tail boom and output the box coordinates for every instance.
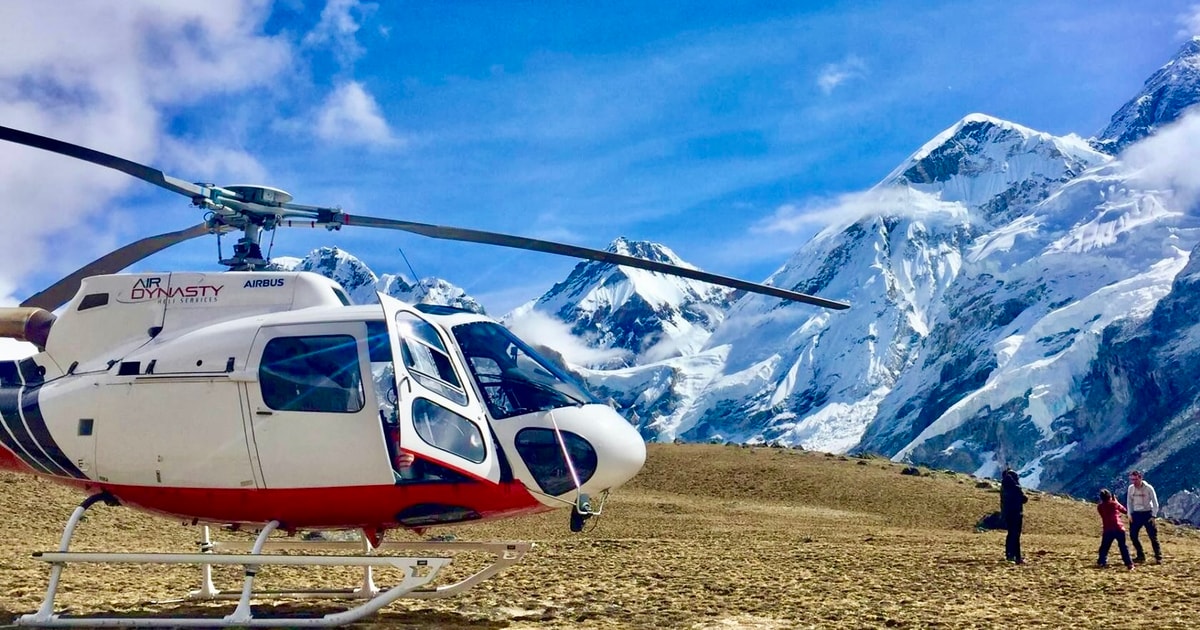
[0,307,55,350]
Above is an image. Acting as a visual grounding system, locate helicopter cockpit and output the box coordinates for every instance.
[368,297,636,509]
[451,320,596,420]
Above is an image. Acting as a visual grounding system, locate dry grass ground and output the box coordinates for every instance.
[2,443,1199,629]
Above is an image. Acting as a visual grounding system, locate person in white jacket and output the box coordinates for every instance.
[1126,470,1161,564]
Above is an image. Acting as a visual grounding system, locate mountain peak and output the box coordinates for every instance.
[1183,34,1200,55]
[519,238,731,366]
[899,114,1034,169]
[275,246,483,312]
[883,114,1106,222]
[607,237,692,267]
[1092,37,1200,153]
[292,246,379,302]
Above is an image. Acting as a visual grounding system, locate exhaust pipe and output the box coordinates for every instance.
[0,307,55,350]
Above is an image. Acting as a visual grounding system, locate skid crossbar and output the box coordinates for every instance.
[16,495,533,627]
[190,534,532,601]
[19,556,449,627]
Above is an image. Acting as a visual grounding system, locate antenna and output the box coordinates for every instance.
[398,247,427,304]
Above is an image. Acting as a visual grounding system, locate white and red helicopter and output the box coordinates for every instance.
[0,125,848,627]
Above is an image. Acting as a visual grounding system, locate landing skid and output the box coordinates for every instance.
[17,493,533,628]
[184,526,532,602]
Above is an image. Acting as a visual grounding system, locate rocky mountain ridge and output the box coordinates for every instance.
[273,246,484,313]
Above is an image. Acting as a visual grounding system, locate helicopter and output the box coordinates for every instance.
[0,124,849,627]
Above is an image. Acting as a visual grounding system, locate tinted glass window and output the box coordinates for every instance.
[412,398,486,463]
[366,321,397,426]
[366,321,391,362]
[454,321,596,419]
[415,303,473,316]
[395,312,467,405]
[514,428,597,496]
[259,335,365,413]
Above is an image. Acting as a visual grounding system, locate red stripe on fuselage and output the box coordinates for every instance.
[51,478,548,530]
[0,444,37,474]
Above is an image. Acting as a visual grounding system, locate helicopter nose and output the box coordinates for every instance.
[582,406,646,493]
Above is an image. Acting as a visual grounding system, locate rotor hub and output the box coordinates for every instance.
[222,185,294,206]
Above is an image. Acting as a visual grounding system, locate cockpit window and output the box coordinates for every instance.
[452,321,596,419]
[259,335,365,413]
[395,312,468,406]
[415,303,474,316]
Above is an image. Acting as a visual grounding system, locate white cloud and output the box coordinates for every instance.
[303,0,375,69]
[296,2,397,148]
[0,0,291,304]
[1177,4,1200,38]
[752,187,968,236]
[505,310,631,367]
[161,139,270,185]
[1121,110,1200,210]
[315,81,397,146]
[816,56,866,95]
[701,186,972,269]
[639,335,685,364]
[0,278,38,359]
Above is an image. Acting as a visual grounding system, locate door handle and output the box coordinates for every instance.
[255,409,274,416]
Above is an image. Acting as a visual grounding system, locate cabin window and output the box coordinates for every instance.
[366,321,396,419]
[514,428,597,496]
[259,335,365,413]
[412,398,486,463]
[394,312,468,406]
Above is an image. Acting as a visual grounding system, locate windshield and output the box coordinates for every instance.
[452,321,597,419]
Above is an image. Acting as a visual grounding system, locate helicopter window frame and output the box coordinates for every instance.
[452,321,597,419]
[394,312,469,406]
[513,428,597,496]
[258,334,366,414]
[412,397,486,463]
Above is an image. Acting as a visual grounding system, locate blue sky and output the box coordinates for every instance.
[1,0,1198,315]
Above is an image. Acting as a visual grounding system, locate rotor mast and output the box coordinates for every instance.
[218,223,267,271]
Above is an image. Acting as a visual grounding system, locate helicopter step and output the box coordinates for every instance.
[17,494,533,628]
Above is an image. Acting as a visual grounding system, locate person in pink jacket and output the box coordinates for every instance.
[1096,489,1133,570]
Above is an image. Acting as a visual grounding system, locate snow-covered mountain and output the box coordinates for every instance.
[851,41,1200,498]
[508,237,731,367]
[274,246,484,312]
[888,113,1102,224]
[860,157,1199,478]
[1044,240,1200,499]
[557,38,1200,508]
[578,115,1107,451]
[1092,36,1200,154]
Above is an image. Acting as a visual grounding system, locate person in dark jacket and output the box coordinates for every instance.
[1000,468,1028,564]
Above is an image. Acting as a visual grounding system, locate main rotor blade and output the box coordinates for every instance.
[0,125,204,199]
[338,214,850,309]
[21,223,211,311]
